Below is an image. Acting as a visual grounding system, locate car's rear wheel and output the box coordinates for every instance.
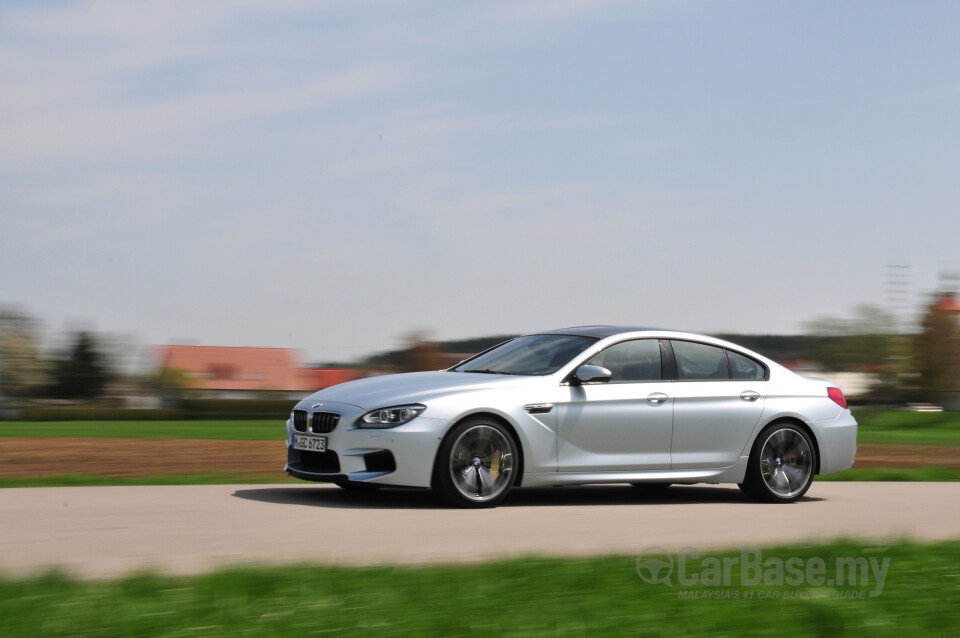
[433,417,518,508]
[739,422,816,503]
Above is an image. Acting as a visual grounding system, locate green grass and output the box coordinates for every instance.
[0,420,281,440]
[853,411,960,446]
[0,540,957,637]
[819,466,960,482]
[0,473,298,488]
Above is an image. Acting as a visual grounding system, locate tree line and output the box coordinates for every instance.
[3,296,959,407]
[0,307,111,406]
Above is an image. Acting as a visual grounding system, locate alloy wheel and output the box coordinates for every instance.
[759,427,813,498]
[448,424,515,503]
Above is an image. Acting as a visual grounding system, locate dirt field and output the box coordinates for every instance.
[0,438,957,478]
[852,444,960,469]
[0,438,286,478]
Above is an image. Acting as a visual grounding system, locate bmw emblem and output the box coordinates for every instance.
[312,402,323,409]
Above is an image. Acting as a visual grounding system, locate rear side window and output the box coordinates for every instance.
[727,350,765,380]
[671,341,729,380]
[586,339,661,383]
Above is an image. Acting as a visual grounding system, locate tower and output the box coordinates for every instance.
[885,262,912,334]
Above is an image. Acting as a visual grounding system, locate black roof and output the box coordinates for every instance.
[537,325,663,339]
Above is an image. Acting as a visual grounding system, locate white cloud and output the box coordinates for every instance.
[316,150,427,179]
[471,0,641,25]
[0,1,422,170]
[0,64,409,168]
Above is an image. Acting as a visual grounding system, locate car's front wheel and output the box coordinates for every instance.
[433,417,518,508]
[739,422,816,503]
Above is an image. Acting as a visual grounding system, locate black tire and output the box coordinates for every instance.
[739,422,817,503]
[630,483,672,490]
[432,417,519,508]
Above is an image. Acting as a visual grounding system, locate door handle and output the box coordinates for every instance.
[646,392,670,405]
[740,391,761,402]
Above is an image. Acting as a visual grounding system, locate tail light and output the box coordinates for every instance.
[827,387,848,409]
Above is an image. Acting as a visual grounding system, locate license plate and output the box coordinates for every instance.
[293,434,327,452]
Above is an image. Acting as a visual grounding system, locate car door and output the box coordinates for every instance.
[556,339,673,471]
[667,340,767,469]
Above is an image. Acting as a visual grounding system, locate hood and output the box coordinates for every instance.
[302,370,532,411]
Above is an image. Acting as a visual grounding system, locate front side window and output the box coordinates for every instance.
[728,350,765,380]
[585,339,661,383]
[672,341,730,380]
[452,334,595,375]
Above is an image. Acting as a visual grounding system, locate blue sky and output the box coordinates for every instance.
[2,1,959,361]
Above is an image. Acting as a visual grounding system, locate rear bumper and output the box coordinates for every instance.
[809,410,857,475]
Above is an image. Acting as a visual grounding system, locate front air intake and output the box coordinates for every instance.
[363,450,396,473]
[298,450,340,473]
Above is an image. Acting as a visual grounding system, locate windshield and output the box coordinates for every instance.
[452,334,596,375]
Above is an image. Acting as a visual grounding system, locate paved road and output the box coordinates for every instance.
[1,482,957,579]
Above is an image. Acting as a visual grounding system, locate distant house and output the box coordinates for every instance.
[298,368,361,390]
[935,292,960,314]
[932,292,960,410]
[158,345,359,399]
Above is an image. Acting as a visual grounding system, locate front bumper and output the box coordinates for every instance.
[283,401,449,488]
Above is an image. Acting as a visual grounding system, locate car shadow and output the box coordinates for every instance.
[232,484,823,510]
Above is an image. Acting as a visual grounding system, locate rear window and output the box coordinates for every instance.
[728,350,766,380]
[671,341,729,380]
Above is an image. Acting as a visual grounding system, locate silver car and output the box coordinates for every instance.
[285,326,857,507]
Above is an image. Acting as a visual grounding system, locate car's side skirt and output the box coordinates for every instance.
[520,456,749,488]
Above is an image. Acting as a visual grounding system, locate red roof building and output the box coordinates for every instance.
[158,345,358,396]
[299,368,362,389]
[936,293,960,313]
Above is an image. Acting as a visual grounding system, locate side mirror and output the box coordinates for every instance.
[573,365,612,385]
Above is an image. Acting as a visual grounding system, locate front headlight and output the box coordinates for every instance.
[357,404,426,428]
